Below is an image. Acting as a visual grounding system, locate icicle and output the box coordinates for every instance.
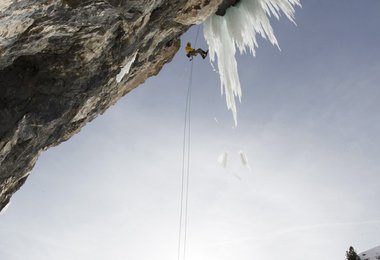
[204,15,241,126]
[203,0,300,125]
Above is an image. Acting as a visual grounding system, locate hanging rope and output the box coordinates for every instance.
[177,25,201,260]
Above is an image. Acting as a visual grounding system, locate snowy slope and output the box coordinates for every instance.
[360,246,380,260]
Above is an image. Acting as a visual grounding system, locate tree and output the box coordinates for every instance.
[346,246,361,260]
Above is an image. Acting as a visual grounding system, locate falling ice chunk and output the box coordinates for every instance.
[239,150,251,171]
[217,152,228,168]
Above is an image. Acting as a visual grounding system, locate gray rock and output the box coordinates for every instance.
[0,0,223,211]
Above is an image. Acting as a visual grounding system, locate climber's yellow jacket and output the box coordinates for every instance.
[185,43,194,54]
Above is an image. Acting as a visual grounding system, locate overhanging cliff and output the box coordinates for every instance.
[0,0,224,211]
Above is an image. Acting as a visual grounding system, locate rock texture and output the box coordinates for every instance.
[0,0,223,211]
[215,0,240,16]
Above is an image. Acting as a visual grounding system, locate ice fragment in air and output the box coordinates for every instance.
[239,150,251,171]
[218,152,228,168]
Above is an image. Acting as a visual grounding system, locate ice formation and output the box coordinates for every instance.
[116,52,137,83]
[203,0,301,125]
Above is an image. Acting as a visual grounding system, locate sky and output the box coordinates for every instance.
[1,0,380,259]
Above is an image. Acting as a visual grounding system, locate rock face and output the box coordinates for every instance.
[215,0,240,16]
[0,0,223,211]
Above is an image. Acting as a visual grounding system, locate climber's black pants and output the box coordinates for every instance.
[189,48,208,59]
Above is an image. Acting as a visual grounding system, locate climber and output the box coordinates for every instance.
[185,42,208,61]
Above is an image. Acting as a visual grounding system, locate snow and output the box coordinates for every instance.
[116,52,137,83]
[203,0,300,125]
[360,246,380,260]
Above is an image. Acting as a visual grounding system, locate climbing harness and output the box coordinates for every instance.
[177,25,201,260]
[185,43,208,61]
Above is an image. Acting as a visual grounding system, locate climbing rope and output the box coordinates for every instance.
[177,25,201,260]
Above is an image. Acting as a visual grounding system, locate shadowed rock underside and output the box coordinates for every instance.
[0,0,224,211]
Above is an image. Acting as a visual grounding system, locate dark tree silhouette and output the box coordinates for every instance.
[346,246,361,260]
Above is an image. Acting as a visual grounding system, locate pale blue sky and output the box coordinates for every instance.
[1,1,380,259]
